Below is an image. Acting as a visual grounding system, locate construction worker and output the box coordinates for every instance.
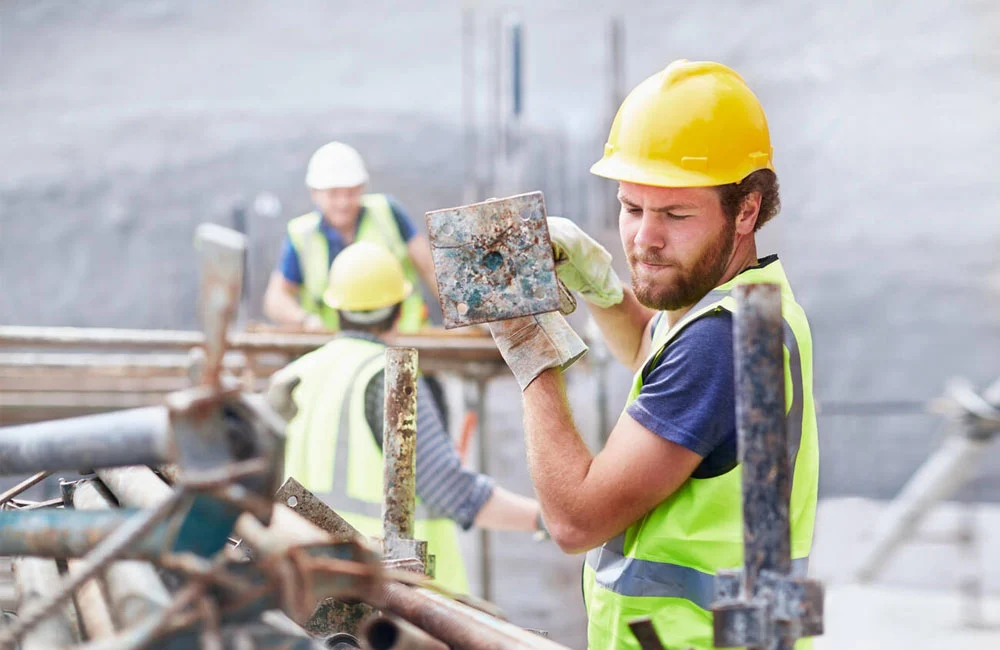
[270,241,543,593]
[263,141,438,333]
[486,60,818,649]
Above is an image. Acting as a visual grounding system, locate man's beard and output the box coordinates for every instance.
[629,221,736,311]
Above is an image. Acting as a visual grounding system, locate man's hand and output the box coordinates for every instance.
[300,313,326,332]
[265,367,301,421]
[487,311,588,390]
[548,217,624,308]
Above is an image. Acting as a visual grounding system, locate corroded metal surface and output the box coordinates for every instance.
[711,284,824,650]
[382,348,418,559]
[276,477,362,544]
[426,192,561,328]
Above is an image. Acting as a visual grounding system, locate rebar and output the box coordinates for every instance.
[0,472,51,507]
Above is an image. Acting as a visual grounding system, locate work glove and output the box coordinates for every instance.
[547,217,624,309]
[488,311,588,391]
[265,367,301,422]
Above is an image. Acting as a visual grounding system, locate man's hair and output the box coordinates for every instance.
[338,303,402,335]
[715,169,781,231]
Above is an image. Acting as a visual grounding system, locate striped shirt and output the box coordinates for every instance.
[351,334,494,529]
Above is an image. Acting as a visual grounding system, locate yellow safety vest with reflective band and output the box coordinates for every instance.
[282,335,468,592]
[583,258,818,650]
[286,194,428,332]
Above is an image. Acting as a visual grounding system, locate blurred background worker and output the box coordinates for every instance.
[270,241,543,593]
[263,141,439,332]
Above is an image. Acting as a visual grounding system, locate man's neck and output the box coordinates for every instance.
[664,236,758,328]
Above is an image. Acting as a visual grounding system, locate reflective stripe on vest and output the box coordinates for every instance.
[586,533,809,609]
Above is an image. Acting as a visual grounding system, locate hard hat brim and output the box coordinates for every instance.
[590,155,773,189]
[322,279,413,311]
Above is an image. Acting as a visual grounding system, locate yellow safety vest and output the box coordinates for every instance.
[583,258,818,650]
[282,335,468,592]
[286,194,428,332]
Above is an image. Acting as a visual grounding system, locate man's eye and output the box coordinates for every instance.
[625,207,642,215]
[667,213,693,220]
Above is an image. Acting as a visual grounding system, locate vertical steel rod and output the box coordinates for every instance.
[383,347,419,559]
[732,283,792,650]
[67,559,116,640]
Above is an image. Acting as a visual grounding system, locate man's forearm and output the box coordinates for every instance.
[522,369,597,551]
[473,487,539,531]
[586,287,656,371]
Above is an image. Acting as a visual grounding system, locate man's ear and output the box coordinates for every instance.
[736,192,762,235]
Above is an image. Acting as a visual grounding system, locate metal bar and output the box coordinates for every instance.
[194,224,247,388]
[627,616,667,650]
[363,614,449,650]
[380,584,572,650]
[276,477,362,543]
[68,559,117,641]
[0,509,175,559]
[14,557,79,649]
[382,348,419,559]
[473,377,493,603]
[72,480,173,627]
[0,406,172,475]
[732,283,793,650]
[0,471,51,506]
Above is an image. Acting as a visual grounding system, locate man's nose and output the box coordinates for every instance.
[633,212,665,251]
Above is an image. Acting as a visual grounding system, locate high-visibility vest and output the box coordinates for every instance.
[286,194,428,332]
[583,258,818,650]
[282,335,468,592]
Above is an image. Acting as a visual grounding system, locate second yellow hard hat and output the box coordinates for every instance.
[591,60,773,188]
[323,241,412,312]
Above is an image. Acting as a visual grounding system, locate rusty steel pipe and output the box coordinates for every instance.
[363,614,449,650]
[382,348,418,560]
[0,407,173,476]
[380,584,571,650]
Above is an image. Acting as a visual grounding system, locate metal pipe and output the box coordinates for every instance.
[0,509,173,559]
[72,480,173,627]
[732,284,793,650]
[382,348,418,560]
[97,466,173,508]
[470,377,493,602]
[0,407,173,475]
[68,559,116,640]
[380,584,571,650]
[363,614,448,650]
[14,557,79,649]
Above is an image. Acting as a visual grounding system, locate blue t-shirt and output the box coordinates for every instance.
[625,311,738,479]
[277,195,417,284]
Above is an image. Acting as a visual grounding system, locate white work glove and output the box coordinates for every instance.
[547,217,624,309]
[488,311,588,390]
[265,367,302,422]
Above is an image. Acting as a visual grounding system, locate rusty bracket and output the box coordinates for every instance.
[712,569,824,647]
[426,192,561,328]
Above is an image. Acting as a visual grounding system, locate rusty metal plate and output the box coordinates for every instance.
[425,192,560,329]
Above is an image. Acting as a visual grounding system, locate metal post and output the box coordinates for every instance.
[712,284,823,649]
[382,347,419,562]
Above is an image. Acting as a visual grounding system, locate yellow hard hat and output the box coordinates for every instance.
[590,60,773,188]
[322,241,412,312]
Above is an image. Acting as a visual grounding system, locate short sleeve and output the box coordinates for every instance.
[626,312,736,459]
[276,235,304,285]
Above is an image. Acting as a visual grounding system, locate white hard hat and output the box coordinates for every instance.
[305,141,369,189]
